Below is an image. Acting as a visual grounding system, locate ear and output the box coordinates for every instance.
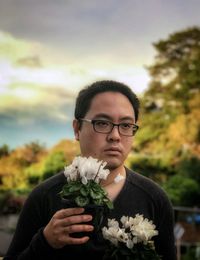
[73,119,80,141]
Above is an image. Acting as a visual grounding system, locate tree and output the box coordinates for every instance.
[42,151,67,180]
[144,26,200,114]
[0,144,10,158]
[163,175,200,206]
[23,141,46,165]
[136,27,200,157]
[176,156,200,183]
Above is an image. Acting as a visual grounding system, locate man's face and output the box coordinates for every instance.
[73,91,136,171]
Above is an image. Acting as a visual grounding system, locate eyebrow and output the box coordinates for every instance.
[92,113,135,122]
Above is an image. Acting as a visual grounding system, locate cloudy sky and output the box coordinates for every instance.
[0,0,200,149]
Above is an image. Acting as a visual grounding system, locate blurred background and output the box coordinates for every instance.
[0,0,200,259]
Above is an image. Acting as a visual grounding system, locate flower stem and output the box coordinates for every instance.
[94,162,103,182]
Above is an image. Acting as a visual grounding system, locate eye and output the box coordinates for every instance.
[95,120,110,127]
[120,123,132,129]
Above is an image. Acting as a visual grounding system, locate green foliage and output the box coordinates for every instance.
[128,154,173,183]
[42,151,67,180]
[0,189,28,214]
[182,246,196,260]
[163,175,200,206]
[176,156,200,183]
[60,180,113,209]
[143,26,200,120]
[103,240,161,260]
[0,144,10,158]
[134,111,172,150]
[0,190,11,213]
[25,162,44,185]
[1,27,200,211]
[134,28,200,207]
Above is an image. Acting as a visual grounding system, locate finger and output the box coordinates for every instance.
[65,235,90,245]
[64,224,94,234]
[60,214,93,227]
[54,208,85,219]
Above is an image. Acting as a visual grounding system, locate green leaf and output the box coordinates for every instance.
[68,182,82,192]
[75,196,89,207]
[90,189,103,199]
[106,200,114,209]
[80,185,90,196]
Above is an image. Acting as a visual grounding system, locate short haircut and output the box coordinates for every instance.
[74,80,140,122]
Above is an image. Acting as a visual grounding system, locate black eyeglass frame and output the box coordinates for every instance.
[79,118,139,136]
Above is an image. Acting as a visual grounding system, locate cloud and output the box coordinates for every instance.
[0,29,151,137]
[0,31,41,62]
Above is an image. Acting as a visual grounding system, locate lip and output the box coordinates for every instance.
[104,147,122,153]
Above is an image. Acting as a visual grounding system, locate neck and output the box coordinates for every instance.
[101,166,126,187]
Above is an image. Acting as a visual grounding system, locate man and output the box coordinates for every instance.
[4,80,176,259]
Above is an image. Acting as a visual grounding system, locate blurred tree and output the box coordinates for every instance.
[42,151,67,180]
[25,158,46,186]
[0,155,27,190]
[144,26,200,113]
[136,27,200,159]
[132,28,200,207]
[176,156,200,183]
[127,154,173,184]
[51,139,80,162]
[0,144,10,158]
[0,139,79,191]
[20,141,47,165]
[163,175,200,206]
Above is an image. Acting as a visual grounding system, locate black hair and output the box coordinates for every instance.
[74,80,140,122]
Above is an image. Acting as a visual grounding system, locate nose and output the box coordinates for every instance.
[107,125,121,141]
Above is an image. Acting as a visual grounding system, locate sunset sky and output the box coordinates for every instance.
[0,0,200,148]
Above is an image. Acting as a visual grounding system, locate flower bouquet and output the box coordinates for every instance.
[60,156,113,237]
[102,214,162,260]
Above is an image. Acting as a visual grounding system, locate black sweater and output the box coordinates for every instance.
[4,168,176,260]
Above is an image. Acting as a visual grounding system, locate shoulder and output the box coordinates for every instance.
[28,171,66,199]
[125,167,171,204]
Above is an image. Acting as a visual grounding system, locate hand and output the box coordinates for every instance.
[43,207,93,249]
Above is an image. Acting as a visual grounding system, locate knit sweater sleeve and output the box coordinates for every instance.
[3,175,62,260]
[4,190,46,259]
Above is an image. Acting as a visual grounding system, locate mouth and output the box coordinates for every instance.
[104,147,122,155]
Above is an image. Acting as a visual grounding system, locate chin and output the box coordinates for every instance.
[105,158,123,170]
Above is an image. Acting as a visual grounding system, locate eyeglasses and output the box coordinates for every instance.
[79,118,139,136]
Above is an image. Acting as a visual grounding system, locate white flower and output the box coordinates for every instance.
[129,214,158,242]
[102,221,129,247]
[126,238,134,249]
[63,156,110,184]
[64,165,78,181]
[61,156,113,209]
[102,214,158,249]
[108,218,119,228]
